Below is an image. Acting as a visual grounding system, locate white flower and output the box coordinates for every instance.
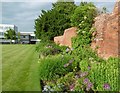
[79,23,82,26]
[81,21,84,23]
[66,48,70,52]
[77,30,81,34]
[82,31,86,33]
[84,16,87,19]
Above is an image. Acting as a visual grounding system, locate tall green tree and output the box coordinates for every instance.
[4,28,16,43]
[34,1,76,41]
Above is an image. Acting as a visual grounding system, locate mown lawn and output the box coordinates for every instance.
[2,44,41,91]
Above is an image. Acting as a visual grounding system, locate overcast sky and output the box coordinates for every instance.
[1,0,116,32]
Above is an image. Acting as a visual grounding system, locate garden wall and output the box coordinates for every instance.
[54,27,77,48]
[54,0,120,59]
[91,0,120,59]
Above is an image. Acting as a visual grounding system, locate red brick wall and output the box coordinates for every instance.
[91,1,120,59]
[54,27,77,48]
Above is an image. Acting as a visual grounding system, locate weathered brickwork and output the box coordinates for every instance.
[54,27,77,48]
[91,0,120,59]
[54,1,120,59]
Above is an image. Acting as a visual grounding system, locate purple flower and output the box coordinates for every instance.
[69,84,74,91]
[88,82,93,88]
[86,82,93,91]
[64,63,69,67]
[103,83,110,90]
[83,78,89,84]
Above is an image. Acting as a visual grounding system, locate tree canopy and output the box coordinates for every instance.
[34,1,76,41]
[4,28,16,40]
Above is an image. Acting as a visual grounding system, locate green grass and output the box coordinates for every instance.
[2,44,41,91]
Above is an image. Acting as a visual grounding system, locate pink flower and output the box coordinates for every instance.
[103,83,110,90]
[69,84,74,91]
[83,78,89,84]
[86,82,93,91]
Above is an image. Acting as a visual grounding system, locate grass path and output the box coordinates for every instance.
[2,44,41,91]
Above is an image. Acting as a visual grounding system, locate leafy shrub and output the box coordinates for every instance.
[80,59,89,72]
[43,72,75,91]
[35,2,76,41]
[36,41,68,57]
[71,2,97,28]
[70,2,98,76]
[39,55,73,81]
[57,72,75,86]
[71,2,97,51]
[88,58,119,91]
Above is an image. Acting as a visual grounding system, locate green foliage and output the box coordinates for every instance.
[80,59,89,72]
[71,2,97,50]
[71,2,97,28]
[39,55,72,81]
[35,1,76,41]
[37,1,119,92]
[57,72,75,86]
[89,58,119,91]
[44,72,75,91]
[4,28,16,40]
[74,78,86,92]
[70,2,99,75]
[36,41,68,57]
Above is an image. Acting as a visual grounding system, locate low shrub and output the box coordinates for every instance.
[39,55,73,81]
[43,72,75,91]
[80,59,89,72]
[36,41,68,57]
[88,57,119,91]
[57,72,75,87]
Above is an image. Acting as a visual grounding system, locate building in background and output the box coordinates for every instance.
[20,32,39,44]
[0,24,18,44]
[0,24,40,44]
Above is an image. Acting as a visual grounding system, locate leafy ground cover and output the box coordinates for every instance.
[2,44,41,91]
[37,42,119,92]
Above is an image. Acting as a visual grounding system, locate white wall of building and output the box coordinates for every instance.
[0,24,18,39]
